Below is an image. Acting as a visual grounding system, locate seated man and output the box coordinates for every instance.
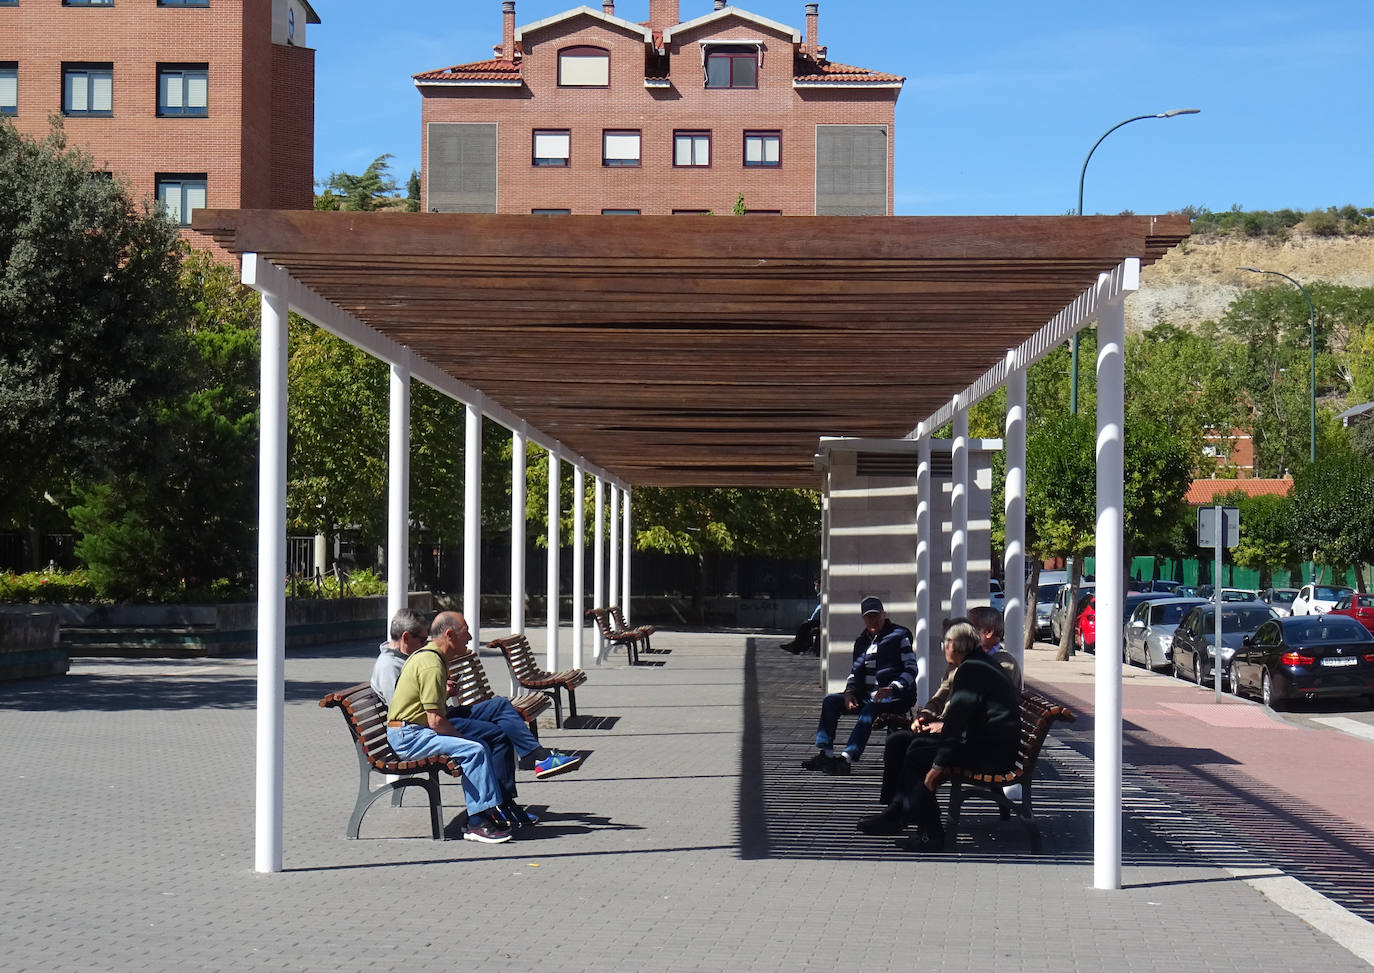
[373,608,582,828]
[967,605,1023,691]
[384,611,513,843]
[802,596,918,775]
[780,578,822,656]
[858,621,1020,850]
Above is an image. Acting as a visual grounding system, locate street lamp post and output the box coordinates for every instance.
[1238,267,1317,464]
[1070,109,1201,413]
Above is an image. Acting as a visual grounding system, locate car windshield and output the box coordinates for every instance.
[1316,586,1352,601]
[1206,607,1274,633]
[1358,595,1374,609]
[1284,617,1374,643]
[1037,584,1060,601]
[1267,590,1296,605]
[1150,603,1193,625]
[1220,589,1258,602]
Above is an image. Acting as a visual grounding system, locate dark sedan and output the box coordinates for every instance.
[1232,615,1374,710]
[1170,603,1278,687]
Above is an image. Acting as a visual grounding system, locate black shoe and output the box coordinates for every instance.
[822,754,851,775]
[801,752,831,771]
[897,827,947,852]
[780,641,801,654]
[857,811,904,835]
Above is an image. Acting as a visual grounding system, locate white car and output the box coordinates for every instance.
[989,578,1005,613]
[1290,583,1354,616]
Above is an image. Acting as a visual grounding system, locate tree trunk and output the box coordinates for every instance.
[1055,556,1083,662]
[1023,559,1042,655]
[692,549,707,625]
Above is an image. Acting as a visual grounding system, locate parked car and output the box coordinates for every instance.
[1051,582,1095,644]
[1329,592,1374,635]
[1148,579,1181,594]
[1259,587,1300,617]
[1170,603,1279,687]
[1075,593,1096,653]
[1176,585,1199,598]
[1218,587,1261,603]
[1124,596,1208,671]
[1291,583,1355,616]
[989,577,1005,613]
[1232,615,1374,710]
[1033,581,1061,639]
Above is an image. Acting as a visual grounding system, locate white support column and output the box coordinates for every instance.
[950,396,969,618]
[593,477,605,662]
[571,465,585,668]
[464,399,482,649]
[914,426,932,706]
[546,450,561,669]
[255,288,288,874]
[819,475,831,675]
[387,355,411,631]
[1094,278,1128,891]
[1004,352,1027,668]
[621,488,632,625]
[510,426,526,634]
[608,486,620,614]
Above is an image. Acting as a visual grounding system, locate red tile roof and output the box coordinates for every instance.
[793,59,905,84]
[414,58,522,83]
[1185,478,1293,505]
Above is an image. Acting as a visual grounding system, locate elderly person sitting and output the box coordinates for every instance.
[857,620,1020,850]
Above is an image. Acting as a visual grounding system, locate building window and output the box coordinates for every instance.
[158,1,210,6]
[531,209,571,215]
[63,0,114,5]
[558,46,609,87]
[601,209,640,215]
[156,173,206,226]
[672,209,710,215]
[0,64,16,117]
[673,131,710,167]
[705,45,758,89]
[602,130,640,168]
[532,130,571,167]
[157,64,208,117]
[62,64,113,116]
[744,209,782,215]
[743,131,780,168]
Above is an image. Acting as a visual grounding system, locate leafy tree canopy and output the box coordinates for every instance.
[321,153,400,212]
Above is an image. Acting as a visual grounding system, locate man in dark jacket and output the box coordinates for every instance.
[857,620,1019,850]
[802,596,918,775]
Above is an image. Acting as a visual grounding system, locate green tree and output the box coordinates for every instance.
[405,169,421,213]
[1222,490,1299,587]
[69,249,261,599]
[0,120,186,527]
[323,153,400,212]
[1290,453,1374,587]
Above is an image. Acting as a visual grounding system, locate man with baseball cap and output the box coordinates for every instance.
[802,596,919,775]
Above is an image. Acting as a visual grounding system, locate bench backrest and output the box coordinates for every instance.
[1013,691,1075,775]
[609,606,630,629]
[587,607,621,639]
[490,633,542,682]
[319,682,400,768]
[447,651,497,708]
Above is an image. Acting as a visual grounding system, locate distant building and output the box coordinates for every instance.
[414,1,903,216]
[1201,427,1255,477]
[1184,478,1292,506]
[1337,401,1374,427]
[2,0,319,252]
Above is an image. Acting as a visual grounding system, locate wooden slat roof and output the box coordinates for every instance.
[194,211,1189,487]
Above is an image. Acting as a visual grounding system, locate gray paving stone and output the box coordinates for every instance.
[0,630,1369,972]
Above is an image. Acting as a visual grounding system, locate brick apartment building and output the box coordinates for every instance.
[1,0,319,251]
[414,0,903,216]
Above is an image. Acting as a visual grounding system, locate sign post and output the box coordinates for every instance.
[1197,505,1239,702]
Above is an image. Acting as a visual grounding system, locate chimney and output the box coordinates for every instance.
[649,0,680,29]
[501,1,516,62]
[805,3,819,53]
[714,1,727,9]
[603,0,615,14]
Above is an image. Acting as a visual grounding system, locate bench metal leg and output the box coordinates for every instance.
[549,688,564,728]
[566,686,578,720]
[348,749,448,840]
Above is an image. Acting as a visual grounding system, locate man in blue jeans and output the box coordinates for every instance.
[373,608,582,829]
[802,596,918,775]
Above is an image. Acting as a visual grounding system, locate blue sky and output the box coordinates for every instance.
[312,0,1372,216]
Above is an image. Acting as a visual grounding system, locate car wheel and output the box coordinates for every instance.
[1262,670,1286,711]
[1143,643,1154,671]
[1194,654,1205,687]
[1172,656,1182,680]
[1123,642,1131,666]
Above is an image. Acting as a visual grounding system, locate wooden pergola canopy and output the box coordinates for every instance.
[195,211,1189,487]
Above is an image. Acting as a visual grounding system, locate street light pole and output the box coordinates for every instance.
[1070,109,1201,413]
[1238,267,1317,464]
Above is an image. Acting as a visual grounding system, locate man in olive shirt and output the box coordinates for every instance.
[385,612,512,843]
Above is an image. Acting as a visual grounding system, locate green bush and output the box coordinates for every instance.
[0,569,97,604]
[285,566,387,599]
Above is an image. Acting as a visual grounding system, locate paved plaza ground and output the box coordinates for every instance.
[2,628,1372,972]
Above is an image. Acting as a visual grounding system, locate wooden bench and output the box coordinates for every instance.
[318,682,462,840]
[610,606,660,653]
[943,690,1076,852]
[447,648,553,738]
[587,607,641,665]
[488,632,587,728]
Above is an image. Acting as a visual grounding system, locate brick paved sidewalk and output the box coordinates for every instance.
[0,629,1369,972]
